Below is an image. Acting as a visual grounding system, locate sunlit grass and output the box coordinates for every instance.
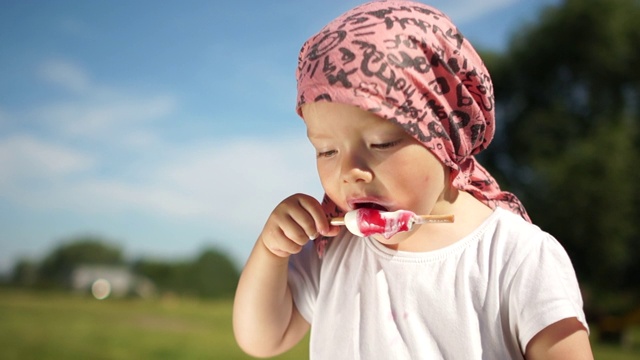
[0,290,307,359]
[1,289,638,359]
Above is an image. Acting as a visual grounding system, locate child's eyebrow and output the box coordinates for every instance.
[306,130,331,140]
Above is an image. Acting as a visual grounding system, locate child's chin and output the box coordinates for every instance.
[372,233,407,246]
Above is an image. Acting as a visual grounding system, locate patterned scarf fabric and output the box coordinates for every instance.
[295,0,530,256]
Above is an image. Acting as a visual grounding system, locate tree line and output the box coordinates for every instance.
[8,236,239,299]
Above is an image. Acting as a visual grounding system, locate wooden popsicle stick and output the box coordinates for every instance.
[330,214,454,226]
[414,214,454,223]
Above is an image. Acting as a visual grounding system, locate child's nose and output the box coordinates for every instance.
[340,152,373,183]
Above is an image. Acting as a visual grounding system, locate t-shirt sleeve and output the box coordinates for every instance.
[508,233,589,351]
[288,240,322,323]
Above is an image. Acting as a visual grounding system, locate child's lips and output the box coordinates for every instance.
[347,197,391,212]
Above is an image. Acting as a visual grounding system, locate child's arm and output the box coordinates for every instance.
[525,317,593,359]
[232,193,337,357]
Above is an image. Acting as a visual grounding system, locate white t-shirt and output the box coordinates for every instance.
[288,208,588,359]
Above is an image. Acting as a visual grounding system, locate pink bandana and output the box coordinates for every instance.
[295,0,530,256]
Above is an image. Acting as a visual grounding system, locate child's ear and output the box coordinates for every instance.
[443,169,461,202]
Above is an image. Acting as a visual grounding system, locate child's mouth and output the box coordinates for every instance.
[353,202,389,212]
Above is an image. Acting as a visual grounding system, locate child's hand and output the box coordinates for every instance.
[260,193,339,258]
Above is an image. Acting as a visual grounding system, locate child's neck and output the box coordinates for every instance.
[383,191,493,252]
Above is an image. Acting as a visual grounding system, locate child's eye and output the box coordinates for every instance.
[371,139,402,150]
[317,149,337,158]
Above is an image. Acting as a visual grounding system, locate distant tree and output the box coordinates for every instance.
[133,247,239,299]
[38,236,124,287]
[188,248,239,298]
[483,0,640,309]
[131,259,177,291]
[11,258,39,287]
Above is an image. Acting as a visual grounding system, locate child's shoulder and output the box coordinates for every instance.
[489,207,547,241]
[484,207,567,265]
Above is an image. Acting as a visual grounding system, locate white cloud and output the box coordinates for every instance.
[0,132,321,232]
[120,130,161,149]
[0,134,94,184]
[38,58,91,93]
[34,58,177,141]
[154,136,322,225]
[37,94,176,138]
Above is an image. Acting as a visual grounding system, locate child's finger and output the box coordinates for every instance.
[322,225,342,238]
[287,210,321,241]
[295,195,332,237]
[280,217,314,246]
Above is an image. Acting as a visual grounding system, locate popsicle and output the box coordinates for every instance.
[330,208,454,239]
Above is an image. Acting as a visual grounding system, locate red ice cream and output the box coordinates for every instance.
[346,208,416,239]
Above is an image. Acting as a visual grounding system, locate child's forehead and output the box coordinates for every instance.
[302,101,381,123]
[303,101,406,136]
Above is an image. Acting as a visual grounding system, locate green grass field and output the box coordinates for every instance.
[0,290,307,359]
[1,290,638,359]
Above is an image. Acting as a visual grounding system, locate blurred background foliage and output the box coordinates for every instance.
[9,236,239,300]
[481,0,640,319]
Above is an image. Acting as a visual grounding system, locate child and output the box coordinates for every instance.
[233,1,592,358]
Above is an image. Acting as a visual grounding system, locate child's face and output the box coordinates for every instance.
[302,101,452,244]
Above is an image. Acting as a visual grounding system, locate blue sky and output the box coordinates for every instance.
[0,0,559,272]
